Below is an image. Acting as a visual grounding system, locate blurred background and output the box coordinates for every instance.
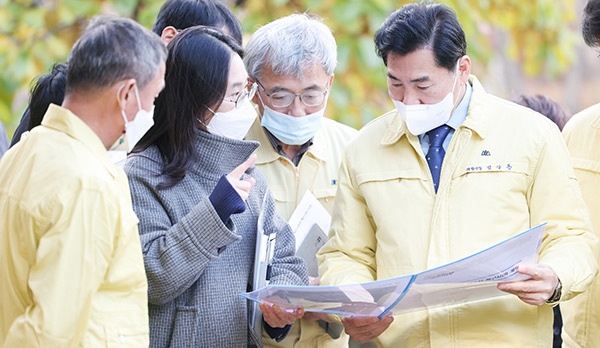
[1,0,598,139]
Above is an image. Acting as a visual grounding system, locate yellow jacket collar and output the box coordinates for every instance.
[41,104,119,177]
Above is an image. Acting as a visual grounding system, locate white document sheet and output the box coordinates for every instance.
[289,190,331,251]
[288,191,331,277]
[242,223,546,318]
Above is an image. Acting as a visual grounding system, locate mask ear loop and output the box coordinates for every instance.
[451,60,460,94]
[449,59,463,109]
[133,83,143,113]
[197,105,212,132]
[205,106,217,115]
[197,117,208,128]
[116,83,129,133]
[247,82,258,103]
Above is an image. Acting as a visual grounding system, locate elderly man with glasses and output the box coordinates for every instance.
[244,13,357,348]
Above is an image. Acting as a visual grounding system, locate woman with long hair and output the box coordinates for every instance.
[125,26,308,347]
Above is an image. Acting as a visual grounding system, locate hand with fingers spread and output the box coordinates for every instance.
[496,263,560,306]
[226,154,257,201]
[341,315,394,343]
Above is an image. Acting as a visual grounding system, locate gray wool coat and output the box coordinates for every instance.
[125,131,308,348]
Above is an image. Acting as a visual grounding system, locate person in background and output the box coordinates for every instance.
[9,0,242,148]
[317,3,598,347]
[512,93,571,348]
[244,13,357,348]
[0,15,166,346]
[9,63,67,148]
[125,26,308,348]
[560,1,600,346]
[0,121,8,157]
[152,0,243,45]
[512,94,570,131]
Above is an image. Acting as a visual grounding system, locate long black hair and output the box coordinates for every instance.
[133,26,243,189]
[29,63,68,130]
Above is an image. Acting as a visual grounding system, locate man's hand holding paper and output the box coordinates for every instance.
[497,263,560,306]
[341,316,394,343]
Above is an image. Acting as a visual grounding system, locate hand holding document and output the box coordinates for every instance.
[259,300,304,328]
[249,191,332,339]
[242,223,546,318]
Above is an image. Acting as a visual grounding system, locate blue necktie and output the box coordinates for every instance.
[426,125,452,193]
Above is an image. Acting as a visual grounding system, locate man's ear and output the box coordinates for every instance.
[161,26,178,45]
[458,55,471,83]
[328,74,335,88]
[248,77,260,104]
[116,79,136,111]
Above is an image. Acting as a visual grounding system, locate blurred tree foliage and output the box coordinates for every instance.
[0,0,163,135]
[0,0,579,137]
[241,0,579,128]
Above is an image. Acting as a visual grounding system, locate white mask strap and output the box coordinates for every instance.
[133,83,143,112]
[116,83,129,128]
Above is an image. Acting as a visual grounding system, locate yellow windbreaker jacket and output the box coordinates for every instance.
[246,117,357,347]
[318,76,599,347]
[247,117,358,221]
[0,105,149,347]
[561,103,600,348]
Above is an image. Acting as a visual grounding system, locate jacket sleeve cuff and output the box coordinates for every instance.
[263,321,292,342]
[209,175,246,223]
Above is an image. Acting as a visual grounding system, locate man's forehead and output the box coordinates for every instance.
[387,70,432,83]
[386,62,451,83]
[259,73,328,91]
[260,63,328,82]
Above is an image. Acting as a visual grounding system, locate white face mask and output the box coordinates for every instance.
[392,63,460,136]
[110,84,155,152]
[206,99,258,140]
[258,93,324,145]
[261,106,324,145]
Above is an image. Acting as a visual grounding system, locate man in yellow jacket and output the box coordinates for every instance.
[318,3,599,347]
[560,1,600,346]
[244,13,357,348]
[0,16,166,346]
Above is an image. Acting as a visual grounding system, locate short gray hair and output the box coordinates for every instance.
[244,13,337,80]
[66,15,167,93]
